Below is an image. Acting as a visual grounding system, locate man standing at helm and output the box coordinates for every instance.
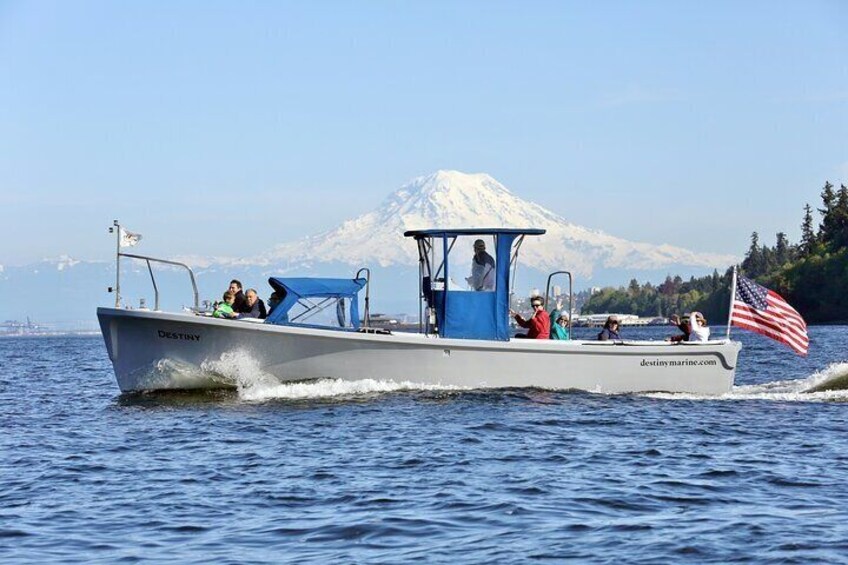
[467,239,495,291]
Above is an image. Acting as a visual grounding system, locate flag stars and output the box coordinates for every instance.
[737,278,768,310]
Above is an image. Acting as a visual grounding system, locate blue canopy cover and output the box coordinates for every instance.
[265,277,366,329]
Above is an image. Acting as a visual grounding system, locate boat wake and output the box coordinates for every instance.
[199,350,464,402]
[200,350,278,391]
[645,362,848,402]
[135,358,235,391]
[238,378,465,402]
[148,350,848,403]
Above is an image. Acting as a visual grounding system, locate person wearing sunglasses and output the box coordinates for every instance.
[510,297,551,339]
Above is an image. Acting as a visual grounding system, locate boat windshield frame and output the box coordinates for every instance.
[404,228,545,340]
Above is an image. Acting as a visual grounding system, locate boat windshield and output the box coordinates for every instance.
[445,234,497,292]
[404,228,545,340]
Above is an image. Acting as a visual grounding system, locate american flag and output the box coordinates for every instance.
[731,275,809,356]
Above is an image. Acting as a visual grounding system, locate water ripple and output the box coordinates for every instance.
[2,329,848,562]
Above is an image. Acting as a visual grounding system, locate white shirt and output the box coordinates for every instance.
[688,312,711,342]
[468,252,495,291]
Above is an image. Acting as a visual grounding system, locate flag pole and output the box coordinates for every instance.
[114,219,121,308]
[725,265,737,340]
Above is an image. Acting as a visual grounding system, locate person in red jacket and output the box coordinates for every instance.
[510,296,551,339]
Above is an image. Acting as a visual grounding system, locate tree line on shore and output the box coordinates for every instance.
[582,182,848,324]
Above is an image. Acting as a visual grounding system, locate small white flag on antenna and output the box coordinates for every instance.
[119,228,142,248]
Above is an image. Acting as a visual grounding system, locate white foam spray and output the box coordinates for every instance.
[239,378,464,402]
[137,358,231,390]
[200,350,279,391]
[645,362,848,402]
[198,349,464,402]
[191,350,848,403]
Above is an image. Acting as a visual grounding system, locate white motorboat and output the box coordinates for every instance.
[97,225,741,394]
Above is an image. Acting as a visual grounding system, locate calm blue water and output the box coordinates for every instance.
[3,326,848,563]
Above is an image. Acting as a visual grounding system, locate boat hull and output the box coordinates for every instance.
[97,307,740,395]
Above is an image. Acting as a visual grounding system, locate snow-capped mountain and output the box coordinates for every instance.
[0,170,738,323]
[260,170,735,277]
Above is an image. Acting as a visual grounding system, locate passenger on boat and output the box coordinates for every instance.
[597,316,621,341]
[549,301,570,340]
[267,291,282,315]
[687,311,710,342]
[213,291,236,319]
[228,279,247,312]
[667,314,690,342]
[237,289,267,319]
[466,239,495,291]
[510,297,551,339]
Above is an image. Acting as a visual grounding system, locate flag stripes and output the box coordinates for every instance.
[730,275,808,356]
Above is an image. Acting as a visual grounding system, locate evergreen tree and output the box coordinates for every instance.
[818,181,837,244]
[761,244,775,273]
[742,231,764,276]
[800,203,816,256]
[775,232,790,265]
[659,275,675,295]
[711,269,721,292]
[833,184,848,249]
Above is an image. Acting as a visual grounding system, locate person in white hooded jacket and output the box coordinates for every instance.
[687,311,710,342]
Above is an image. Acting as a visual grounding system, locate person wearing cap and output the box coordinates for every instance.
[597,316,622,341]
[466,239,495,291]
[549,300,570,340]
[510,296,551,339]
[687,311,710,342]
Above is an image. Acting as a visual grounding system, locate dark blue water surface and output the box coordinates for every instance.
[3,326,848,563]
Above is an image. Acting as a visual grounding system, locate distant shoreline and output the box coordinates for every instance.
[0,331,100,338]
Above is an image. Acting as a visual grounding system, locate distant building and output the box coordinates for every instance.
[367,313,399,326]
[574,313,640,327]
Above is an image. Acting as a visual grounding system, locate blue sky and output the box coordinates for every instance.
[1,1,846,265]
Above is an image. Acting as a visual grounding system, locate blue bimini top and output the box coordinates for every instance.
[264,277,366,330]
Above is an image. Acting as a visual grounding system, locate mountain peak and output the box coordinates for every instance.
[381,169,549,232]
[412,170,511,196]
[405,170,516,207]
[263,171,737,276]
